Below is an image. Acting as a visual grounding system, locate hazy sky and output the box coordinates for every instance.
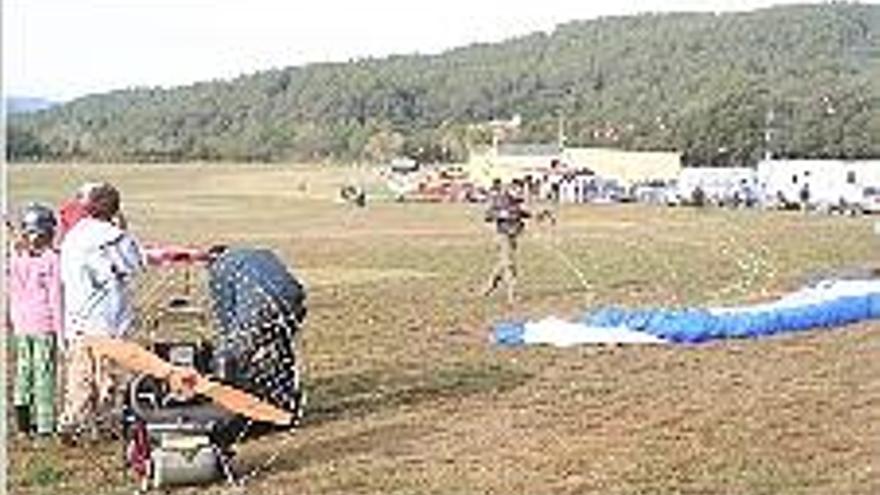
[5,0,814,101]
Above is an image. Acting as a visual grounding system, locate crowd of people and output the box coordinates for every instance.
[6,182,145,444]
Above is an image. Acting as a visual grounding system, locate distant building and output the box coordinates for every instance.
[496,143,562,157]
[757,159,880,209]
[468,145,682,188]
[563,147,681,186]
[466,144,561,186]
[677,167,757,205]
[489,143,562,169]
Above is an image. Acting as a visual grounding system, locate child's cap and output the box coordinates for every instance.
[19,203,57,236]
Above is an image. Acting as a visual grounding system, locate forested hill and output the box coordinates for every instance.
[7,3,880,165]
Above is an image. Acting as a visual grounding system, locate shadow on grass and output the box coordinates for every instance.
[305,361,532,426]
[258,422,433,480]
[248,362,532,478]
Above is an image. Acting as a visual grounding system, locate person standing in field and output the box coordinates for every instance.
[59,183,145,442]
[482,179,530,305]
[799,181,811,212]
[8,203,63,437]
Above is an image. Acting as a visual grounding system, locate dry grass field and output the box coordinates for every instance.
[6,163,880,494]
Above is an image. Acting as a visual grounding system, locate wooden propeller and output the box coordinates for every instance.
[86,336,293,425]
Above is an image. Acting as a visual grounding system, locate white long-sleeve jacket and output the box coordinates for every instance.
[60,217,145,339]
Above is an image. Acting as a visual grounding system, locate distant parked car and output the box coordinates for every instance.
[662,181,683,206]
[632,182,672,205]
[596,180,631,203]
[390,157,419,173]
[861,186,880,214]
[725,184,759,208]
[823,184,871,215]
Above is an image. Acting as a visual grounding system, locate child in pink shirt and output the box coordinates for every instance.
[8,203,62,436]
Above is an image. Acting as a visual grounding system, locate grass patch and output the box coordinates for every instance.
[19,454,65,490]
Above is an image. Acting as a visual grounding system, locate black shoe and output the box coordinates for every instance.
[59,432,76,447]
[58,424,79,447]
[14,406,32,436]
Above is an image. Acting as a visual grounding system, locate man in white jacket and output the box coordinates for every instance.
[59,183,145,441]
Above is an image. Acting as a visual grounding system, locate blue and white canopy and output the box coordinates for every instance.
[493,279,880,347]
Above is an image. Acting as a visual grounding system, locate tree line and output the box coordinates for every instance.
[7,3,879,166]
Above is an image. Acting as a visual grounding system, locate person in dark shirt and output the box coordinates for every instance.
[799,182,811,212]
[482,179,530,304]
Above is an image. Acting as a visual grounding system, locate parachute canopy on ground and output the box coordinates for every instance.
[494,279,880,346]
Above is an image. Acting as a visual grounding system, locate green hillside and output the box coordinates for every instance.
[7,3,880,165]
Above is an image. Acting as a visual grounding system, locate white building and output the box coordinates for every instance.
[757,159,880,210]
[563,147,681,187]
[677,167,758,205]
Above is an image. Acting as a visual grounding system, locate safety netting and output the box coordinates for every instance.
[494,279,880,346]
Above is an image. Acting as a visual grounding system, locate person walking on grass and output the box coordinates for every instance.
[482,179,530,305]
[59,183,145,443]
[8,203,63,438]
